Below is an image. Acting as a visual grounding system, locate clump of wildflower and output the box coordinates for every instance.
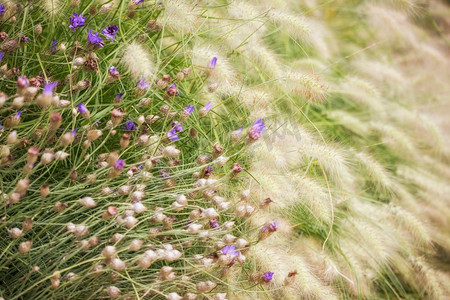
[77,103,90,118]
[166,83,180,98]
[136,77,150,96]
[107,66,120,82]
[199,102,213,118]
[51,40,58,52]
[124,121,137,131]
[69,13,86,32]
[247,119,265,143]
[87,30,104,49]
[180,104,194,121]
[262,271,274,283]
[258,221,278,240]
[102,25,119,40]
[36,82,57,108]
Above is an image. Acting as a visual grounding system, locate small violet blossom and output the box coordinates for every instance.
[51,41,58,52]
[167,129,179,141]
[77,103,88,114]
[69,13,86,32]
[0,52,4,62]
[0,5,5,17]
[161,170,170,178]
[262,272,274,283]
[109,66,120,78]
[262,221,278,233]
[102,25,119,40]
[17,76,29,88]
[87,30,104,48]
[221,245,239,257]
[184,105,195,115]
[208,57,217,69]
[171,121,183,133]
[43,82,58,95]
[115,159,125,170]
[137,77,150,90]
[248,119,265,140]
[124,121,137,131]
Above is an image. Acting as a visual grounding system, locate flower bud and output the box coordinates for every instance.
[87,129,103,141]
[167,293,183,300]
[40,184,50,198]
[18,241,32,254]
[41,152,55,164]
[106,286,121,298]
[196,281,217,293]
[129,239,143,251]
[79,196,96,208]
[131,200,147,212]
[22,218,33,231]
[163,146,181,158]
[53,201,68,212]
[102,246,116,258]
[49,113,62,131]
[8,228,23,239]
[34,24,43,36]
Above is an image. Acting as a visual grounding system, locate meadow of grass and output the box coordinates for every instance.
[0,0,449,299]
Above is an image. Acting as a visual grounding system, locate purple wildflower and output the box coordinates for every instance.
[167,129,179,141]
[114,93,124,103]
[0,52,4,62]
[263,221,278,233]
[203,102,213,112]
[71,128,77,135]
[137,77,150,90]
[262,272,274,283]
[171,121,183,133]
[166,83,179,96]
[21,36,30,42]
[87,29,104,48]
[43,82,58,95]
[132,0,145,4]
[0,5,5,17]
[161,170,170,178]
[51,40,58,52]
[221,245,239,257]
[16,110,22,118]
[208,57,217,69]
[95,120,101,127]
[109,66,120,78]
[115,159,125,170]
[77,103,88,114]
[204,166,213,177]
[102,25,119,40]
[137,164,143,170]
[210,218,219,229]
[124,121,137,131]
[249,119,265,140]
[184,105,194,115]
[69,13,86,32]
[17,76,29,88]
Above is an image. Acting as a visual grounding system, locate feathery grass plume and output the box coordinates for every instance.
[378,0,424,13]
[226,1,266,40]
[326,110,369,137]
[351,59,406,96]
[122,42,156,79]
[251,236,339,299]
[353,151,396,195]
[242,41,283,79]
[159,0,199,34]
[397,166,450,198]
[370,122,417,158]
[267,9,311,41]
[361,3,420,49]
[410,256,444,299]
[294,176,333,224]
[284,71,329,103]
[389,205,431,247]
[300,141,355,188]
[338,76,385,113]
[190,44,236,92]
